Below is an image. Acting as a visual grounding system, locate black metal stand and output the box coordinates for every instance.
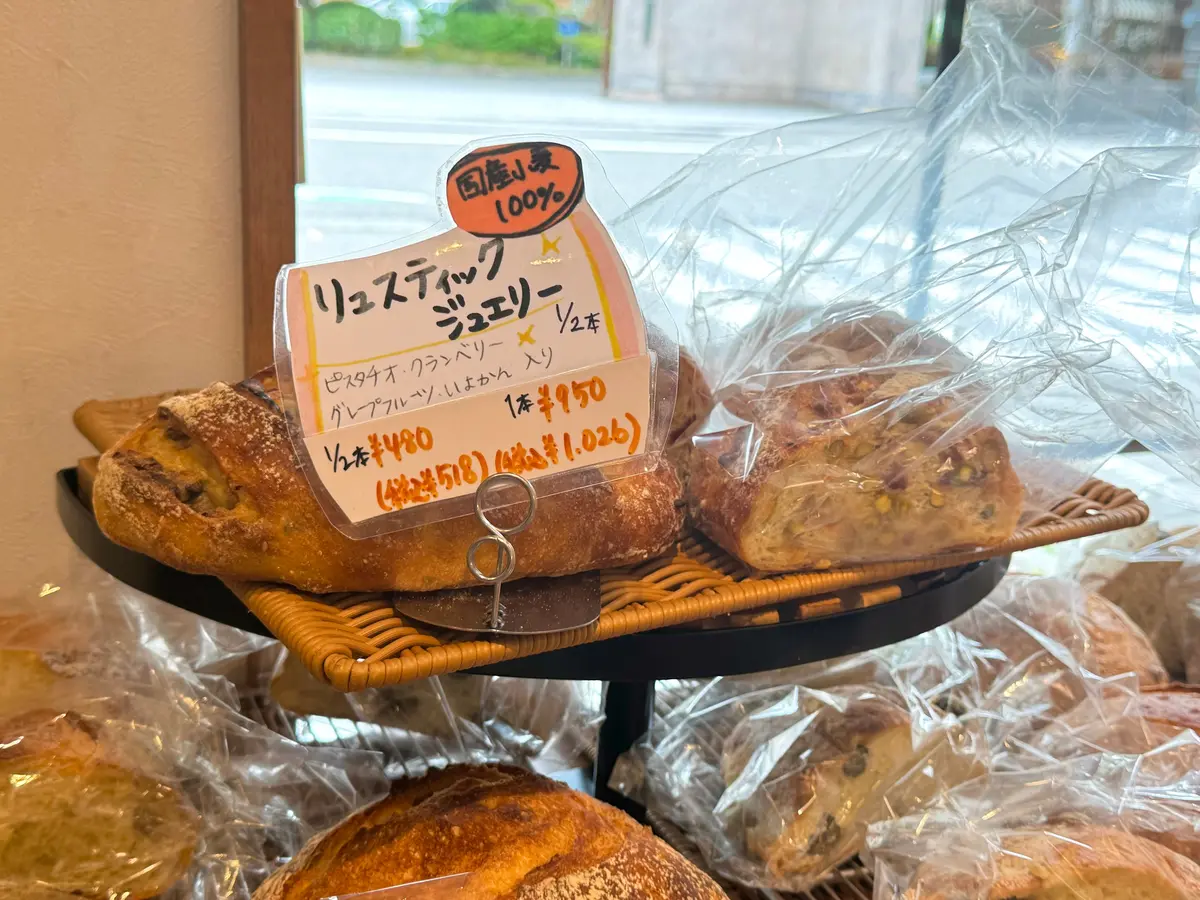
[594,681,656,817]
[938,0,967,76]
[58,466,1007,816]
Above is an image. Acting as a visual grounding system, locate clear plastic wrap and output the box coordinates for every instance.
[1050,453,1200,678]
[623,0,1200,574]
[868,737,1200,898]
[617,575,1168,891]
[631,0,1199,345]
[612,632,989,892]
[477,677,603,775]
[943,575,1167,762]
[0,558,390,900]
[268,654,602,777]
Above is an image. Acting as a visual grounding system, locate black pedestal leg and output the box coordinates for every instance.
[593,680,655,821]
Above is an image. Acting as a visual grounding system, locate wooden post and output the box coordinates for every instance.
[239,0,298,375]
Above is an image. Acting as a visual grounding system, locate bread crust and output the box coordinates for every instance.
[667,350,713,446]
[954,588,1168,703]
[904,825,1200,899]
[1135,682,1200,733]
[253,764,725,900]
[93,369,685,593]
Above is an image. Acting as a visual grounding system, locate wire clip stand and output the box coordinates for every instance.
[466,472,537,630]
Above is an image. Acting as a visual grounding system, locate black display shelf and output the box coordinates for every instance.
[59,466,1006,817]
[58,468,264,635]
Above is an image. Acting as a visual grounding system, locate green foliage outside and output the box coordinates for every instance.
[302,0,606,70]
[422,8,560,60]
[563,31,606,68]
[303,2,403,55]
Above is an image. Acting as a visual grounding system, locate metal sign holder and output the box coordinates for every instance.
[391,471,602,636]
[466,472,537,630]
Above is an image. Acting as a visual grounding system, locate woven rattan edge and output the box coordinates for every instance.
[230,477,1148,692]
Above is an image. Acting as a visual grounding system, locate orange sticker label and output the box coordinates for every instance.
[446,141,584,239]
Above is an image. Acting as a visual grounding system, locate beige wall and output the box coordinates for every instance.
[0,3,244,586]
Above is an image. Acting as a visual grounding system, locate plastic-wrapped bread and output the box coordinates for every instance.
[718,686,981,885]
[254,764,725,900]
[1050,683,1200,757]
[686,316,1022,571]
[898,825,1200,900]
[721,692,914,878]
[951,581,1168,707]
[1071,523,1200,675]
[269,653,483,735]
[92,367,685,593]
[0,707,198,899]
[667,350,713,446]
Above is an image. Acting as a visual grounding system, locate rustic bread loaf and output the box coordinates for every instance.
[93,368,684,593]
[1074,523,1200,676]
[0,606,86,718]
[253,763,724,900]
[1134,683,1200,735]
[952,584,1168,710]
[901,825,1200,899]
[1051,683,1200,756]
[76,456,100,510]
[0,707,198,899]
[73,389,195,452]
[668,350,713,446]
[0,649,64,719]
[720,691,932,881]
[686,317,1022,571]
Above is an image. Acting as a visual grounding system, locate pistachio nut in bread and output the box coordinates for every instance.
[686,316,1022,572]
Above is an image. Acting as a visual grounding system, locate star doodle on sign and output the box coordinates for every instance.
[541,234,561,256]
[517,325,536,346]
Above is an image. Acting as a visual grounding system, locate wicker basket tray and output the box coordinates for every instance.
[72,392,1148,691]
[228,478,1147,691]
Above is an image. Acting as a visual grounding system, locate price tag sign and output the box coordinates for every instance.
[275,138,664,535]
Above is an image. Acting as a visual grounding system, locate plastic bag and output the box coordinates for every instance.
[269,655,603,777]
[0,559,390,899]
[621,575,1167,891]
[478,677,603,775]
[631,0,1199,346]
[622,1,1200,574]
[612,632,989,892]
[1178,559,1200,683]
[671,145,1200,571]
[943,576,1167,762]
[1045,453,1200,678]
[868,737,1200,898]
